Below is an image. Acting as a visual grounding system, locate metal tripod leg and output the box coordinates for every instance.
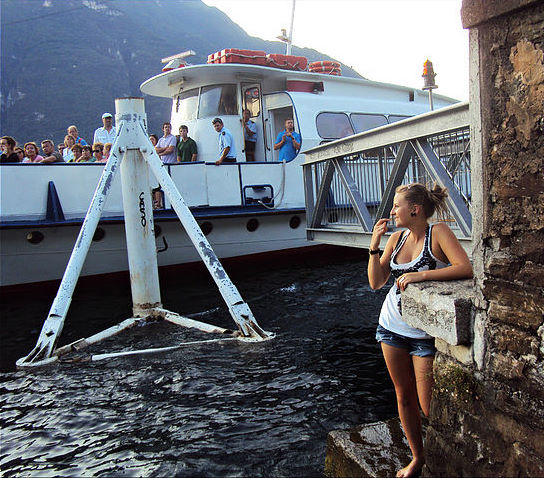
[17,97,272,370]
[16,128,126,367]
[141,147,272,340]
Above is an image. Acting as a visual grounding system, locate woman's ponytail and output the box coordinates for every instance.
[396,182,449,218]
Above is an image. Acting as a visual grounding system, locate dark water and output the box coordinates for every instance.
[0,253,395,476]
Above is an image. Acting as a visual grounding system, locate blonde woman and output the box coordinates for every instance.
[63,135,76,162]
[103,142,112,161]
[368,183,472,478]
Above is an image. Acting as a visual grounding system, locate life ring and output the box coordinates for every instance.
[310,66,341,72]
[309,64,342,76]
[309,60,340,70]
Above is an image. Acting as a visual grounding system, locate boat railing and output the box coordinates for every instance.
[302,102,472,250]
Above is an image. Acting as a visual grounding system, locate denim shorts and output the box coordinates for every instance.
[376,324,436,357]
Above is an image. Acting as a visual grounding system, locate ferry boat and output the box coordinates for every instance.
[0,49,457,287]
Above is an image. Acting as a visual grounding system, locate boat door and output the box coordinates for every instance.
[263,93,297,162]
[241,83,266,162]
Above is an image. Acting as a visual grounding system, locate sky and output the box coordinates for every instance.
[202,0,469,101]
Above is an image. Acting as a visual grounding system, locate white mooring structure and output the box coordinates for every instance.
[17,97,273,369]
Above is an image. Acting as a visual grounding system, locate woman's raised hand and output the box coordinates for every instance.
[370,218,390,250]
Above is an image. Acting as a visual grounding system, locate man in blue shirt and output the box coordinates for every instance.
[242,109,257,162]
[274,118,301,161]
[212,117,237,165]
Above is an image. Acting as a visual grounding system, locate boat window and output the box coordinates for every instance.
[176,89,199,121]
[316,112,354,139]
[388,114,411,124]
[350,113,388,133]
[199,84,238,118]
[243,86,260,117]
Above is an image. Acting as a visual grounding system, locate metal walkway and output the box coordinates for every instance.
[302,102,472,254]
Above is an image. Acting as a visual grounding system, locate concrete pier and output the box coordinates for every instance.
[325,418,410,477]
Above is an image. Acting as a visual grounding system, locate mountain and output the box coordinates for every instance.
[0,0,361,146]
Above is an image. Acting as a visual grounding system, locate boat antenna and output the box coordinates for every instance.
[276,0,296,55]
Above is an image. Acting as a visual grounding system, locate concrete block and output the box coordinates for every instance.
[401,280,474,345]
[324,418,411,477]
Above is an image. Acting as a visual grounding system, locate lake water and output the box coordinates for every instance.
[0,252,396,476]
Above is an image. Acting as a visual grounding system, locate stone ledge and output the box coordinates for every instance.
[401,280,474,346]
[324,418,411,477]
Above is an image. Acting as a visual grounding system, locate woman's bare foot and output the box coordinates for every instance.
[396,457,424,477]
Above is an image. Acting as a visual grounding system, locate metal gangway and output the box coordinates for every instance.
[17,97,273,369]
[302,102,472,253]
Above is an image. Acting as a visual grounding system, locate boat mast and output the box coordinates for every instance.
[287,0,296,55]
[277,0,296,55]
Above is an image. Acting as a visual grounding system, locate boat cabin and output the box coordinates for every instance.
[140,50,458,166]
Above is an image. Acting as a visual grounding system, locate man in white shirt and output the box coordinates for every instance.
[93,113,117,144]
[152,121,177,209]
[155,122,177,164]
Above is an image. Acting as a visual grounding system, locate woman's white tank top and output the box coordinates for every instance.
[378,223,448,339]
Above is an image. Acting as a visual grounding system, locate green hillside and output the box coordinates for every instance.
[0,0,361,147]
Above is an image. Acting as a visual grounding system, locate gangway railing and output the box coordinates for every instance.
[302,102,472,252]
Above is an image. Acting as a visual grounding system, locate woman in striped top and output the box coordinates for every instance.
[368,183,472,478]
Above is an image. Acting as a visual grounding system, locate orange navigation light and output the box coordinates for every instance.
[422,59,437,90]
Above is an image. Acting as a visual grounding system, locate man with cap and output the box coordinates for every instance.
[93,113,117,145]
[212,117,237,165]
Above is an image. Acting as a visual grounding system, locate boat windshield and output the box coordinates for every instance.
[199,84,238,117]
[350,113,388,133]
[176,89,199,121]
[243,86,260,117]
[316,112,354,139]
[388,114,411,124]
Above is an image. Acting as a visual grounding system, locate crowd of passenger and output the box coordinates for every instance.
[2,110,302,166]
[0,113,117,165]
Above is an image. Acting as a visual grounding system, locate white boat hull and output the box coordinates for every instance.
[0,212,310,287]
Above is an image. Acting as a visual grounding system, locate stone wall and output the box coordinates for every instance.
[402,277,544,476]
[414,1,544,475]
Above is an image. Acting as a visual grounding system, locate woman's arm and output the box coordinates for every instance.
[396,223,472,291]
[367,219,400,290]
